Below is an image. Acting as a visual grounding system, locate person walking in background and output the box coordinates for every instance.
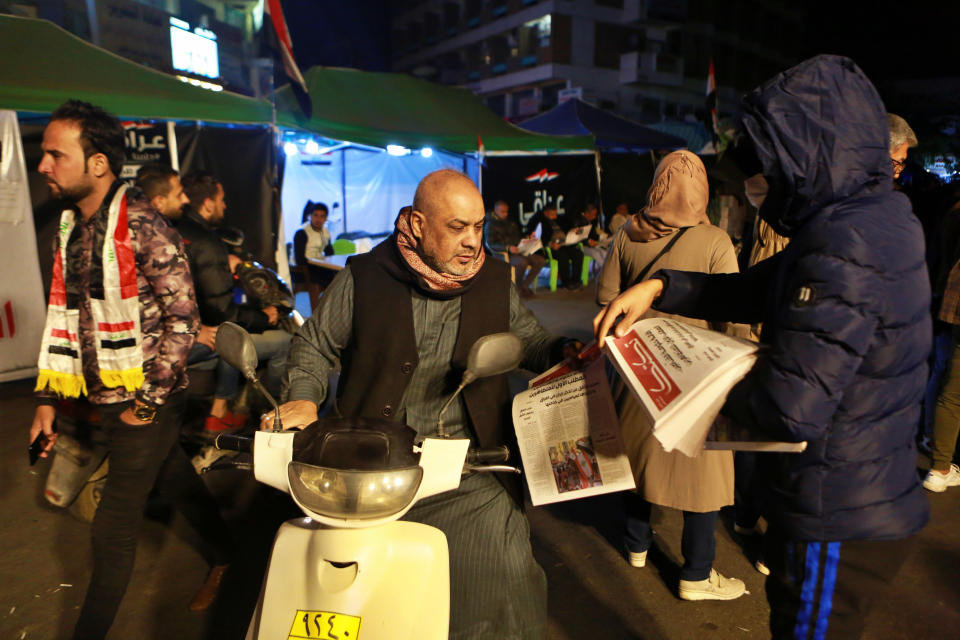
[28,100,234,639]
[597,150,746,601]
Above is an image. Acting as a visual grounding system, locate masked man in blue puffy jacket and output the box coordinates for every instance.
[594,55,930,639]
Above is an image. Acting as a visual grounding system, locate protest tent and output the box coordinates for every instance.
[272,66,594,242]
[273,66,593,153]
[508,99,689,223]
[0,14,284,288]
[516,98,686,153]
[0,14,272,124]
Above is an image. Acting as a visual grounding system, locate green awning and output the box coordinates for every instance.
[275,67,594,153]
[0,14,272,124]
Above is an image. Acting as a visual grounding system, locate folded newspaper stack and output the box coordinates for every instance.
[604,317,806,456]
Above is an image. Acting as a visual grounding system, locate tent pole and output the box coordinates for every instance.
[341,147,347,234]
[594,149,604,227]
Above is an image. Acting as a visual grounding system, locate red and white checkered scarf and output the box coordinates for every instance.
[394,208,484,291]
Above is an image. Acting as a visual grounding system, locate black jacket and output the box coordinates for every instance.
[176,210,270,333]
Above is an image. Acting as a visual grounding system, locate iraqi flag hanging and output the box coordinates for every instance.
[264,0,311,117]
[705,60,719,151]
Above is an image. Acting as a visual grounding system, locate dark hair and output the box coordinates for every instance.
[301,200,329,223]
[135,163,178,200]
[181,171,221,209]
[49,100,125,176]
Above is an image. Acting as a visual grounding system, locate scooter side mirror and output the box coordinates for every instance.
[461,332,524,386]
[215,322,284,431]
[436,332,523,438]
[214,322,259,380]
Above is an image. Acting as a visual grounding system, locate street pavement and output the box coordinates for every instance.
[2,286,958,639]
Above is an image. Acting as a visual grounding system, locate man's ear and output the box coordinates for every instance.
[88,153,110,179]
[410,209,427,240]
[150,194,164,214]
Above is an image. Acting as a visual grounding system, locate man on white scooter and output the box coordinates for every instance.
[267,169,576,639]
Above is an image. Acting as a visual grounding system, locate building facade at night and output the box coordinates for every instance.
[1,0,268,95]
[391,0,802,124]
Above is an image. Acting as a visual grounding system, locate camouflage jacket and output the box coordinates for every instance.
[38,184,199,406]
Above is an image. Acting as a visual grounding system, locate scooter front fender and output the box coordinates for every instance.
[247,519,449,640]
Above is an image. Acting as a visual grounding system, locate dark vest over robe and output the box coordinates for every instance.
[338,238,513,453]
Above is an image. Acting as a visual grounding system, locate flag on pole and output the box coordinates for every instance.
[705,60,719,150]
[263,0,311,116]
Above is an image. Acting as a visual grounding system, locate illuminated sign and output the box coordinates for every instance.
[169,17,219,79]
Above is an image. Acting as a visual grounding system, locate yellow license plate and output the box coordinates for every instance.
[287,609,362,639]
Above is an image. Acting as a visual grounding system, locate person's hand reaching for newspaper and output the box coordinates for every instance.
[593,279,665,347]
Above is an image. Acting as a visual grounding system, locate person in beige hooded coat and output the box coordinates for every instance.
[597,150,746,600]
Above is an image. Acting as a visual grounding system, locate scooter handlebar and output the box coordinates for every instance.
[465,446,510,465]
[214,433,253,453]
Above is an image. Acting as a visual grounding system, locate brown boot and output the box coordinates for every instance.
[189,564,230,612]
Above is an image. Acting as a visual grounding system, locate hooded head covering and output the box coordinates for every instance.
[741,55,892,237]
[626,150,710,242]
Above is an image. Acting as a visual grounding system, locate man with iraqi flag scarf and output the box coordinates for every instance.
[28,100,234,639]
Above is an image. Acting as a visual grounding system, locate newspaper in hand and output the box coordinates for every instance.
[563,225,591,246]
[513,354,635,506]
[603,317,806,456]
[516,236,542,256]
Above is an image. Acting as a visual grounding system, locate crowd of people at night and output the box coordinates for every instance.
[24,52,958,640]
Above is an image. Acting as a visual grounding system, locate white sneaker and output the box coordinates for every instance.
[627,550,648,568]
[923,464,960,492]
[679,569,746,601]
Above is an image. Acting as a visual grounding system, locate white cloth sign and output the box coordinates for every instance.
[0,110,47,381]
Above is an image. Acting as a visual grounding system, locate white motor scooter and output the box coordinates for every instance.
[213,322,524,640]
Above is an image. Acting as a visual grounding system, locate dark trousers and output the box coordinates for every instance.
[622,492,718,581]
[931,330,960,471]
[764,526,912,640]
[74,391,234,640]
[734,451,763,528]
[552,245,583,287]
[508,252,546,289]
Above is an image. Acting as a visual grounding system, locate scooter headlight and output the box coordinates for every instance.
[287,462,423,520]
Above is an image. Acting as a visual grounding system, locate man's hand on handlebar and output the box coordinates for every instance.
[260,400,318,431]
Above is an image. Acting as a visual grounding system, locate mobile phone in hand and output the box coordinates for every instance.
[28,420,56,465]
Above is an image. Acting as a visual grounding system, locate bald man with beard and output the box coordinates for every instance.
[271,169,575,638]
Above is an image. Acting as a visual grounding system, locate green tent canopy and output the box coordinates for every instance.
[274,67,593,153]
[0,14,272,124]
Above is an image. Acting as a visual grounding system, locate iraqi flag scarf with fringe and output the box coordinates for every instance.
[35,183,144,398]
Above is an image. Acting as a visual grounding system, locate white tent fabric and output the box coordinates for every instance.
[281,148,479,249]
[0,110,47,381]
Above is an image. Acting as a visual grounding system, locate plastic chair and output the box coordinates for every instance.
[332,238,356,255]
[542,246,591,292]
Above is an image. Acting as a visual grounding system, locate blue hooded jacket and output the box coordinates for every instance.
[654,55,930,541]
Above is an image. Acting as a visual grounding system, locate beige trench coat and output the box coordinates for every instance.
[597,224,740,512]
